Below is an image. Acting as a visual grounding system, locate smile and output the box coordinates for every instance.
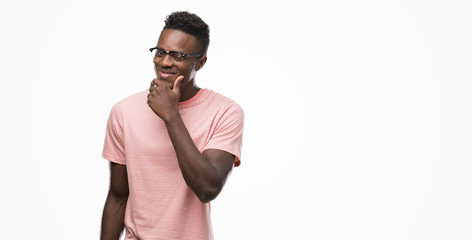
[160,72,176,78]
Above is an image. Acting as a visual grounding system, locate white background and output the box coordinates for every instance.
[1,0,471,239]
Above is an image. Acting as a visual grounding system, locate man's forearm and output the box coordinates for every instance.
[147,80,232,202]
[101,193,127,240]
[164,114,223,202]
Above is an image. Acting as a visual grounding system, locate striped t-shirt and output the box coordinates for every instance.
[102,88,244,240]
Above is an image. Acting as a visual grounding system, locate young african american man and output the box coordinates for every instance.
[100,11,244,240]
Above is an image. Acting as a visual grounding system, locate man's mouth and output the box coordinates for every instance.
[160,72,175,78]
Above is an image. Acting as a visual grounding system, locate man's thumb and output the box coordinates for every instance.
[173,75,184,93]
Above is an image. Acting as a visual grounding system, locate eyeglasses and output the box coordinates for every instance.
[149,47,204,62]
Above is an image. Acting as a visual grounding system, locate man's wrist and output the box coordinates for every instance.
[163,110,182,125]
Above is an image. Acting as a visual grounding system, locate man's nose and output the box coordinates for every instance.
[159,54,173,67]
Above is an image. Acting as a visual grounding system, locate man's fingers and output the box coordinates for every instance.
[149,79,158,92]
[173,76,184,94]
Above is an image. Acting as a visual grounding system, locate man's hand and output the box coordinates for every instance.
[147,76,183,122]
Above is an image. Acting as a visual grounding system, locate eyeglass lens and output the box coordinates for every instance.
[151,49,185,61]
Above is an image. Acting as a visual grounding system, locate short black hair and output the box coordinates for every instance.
[163,11,210,54]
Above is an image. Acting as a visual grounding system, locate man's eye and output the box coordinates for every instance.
[170,52,185,61]
[156,51,166,56]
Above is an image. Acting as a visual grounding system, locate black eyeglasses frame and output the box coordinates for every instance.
[149,47,204,61]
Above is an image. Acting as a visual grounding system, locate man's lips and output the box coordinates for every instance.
[160,71,176,78]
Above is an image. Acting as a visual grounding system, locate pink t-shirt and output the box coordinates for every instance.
[102,88,244,240]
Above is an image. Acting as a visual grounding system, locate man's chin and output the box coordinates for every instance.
[155,77,174,88]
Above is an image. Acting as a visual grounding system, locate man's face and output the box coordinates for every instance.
[153,29,206,89]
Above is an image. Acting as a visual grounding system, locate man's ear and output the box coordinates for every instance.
[196,56,207,71]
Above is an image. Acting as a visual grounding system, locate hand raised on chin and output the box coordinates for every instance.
[147,75,184,122]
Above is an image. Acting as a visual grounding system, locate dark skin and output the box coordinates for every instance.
[100,162,128,240]
[101,29,235,239]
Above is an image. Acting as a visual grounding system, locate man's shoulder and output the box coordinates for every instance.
[110,90,148,114]
[119,90,148,104]
[203,89,242,112]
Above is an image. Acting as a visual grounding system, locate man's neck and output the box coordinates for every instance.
[180,84,200,102]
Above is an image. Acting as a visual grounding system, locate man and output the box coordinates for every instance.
[100,11,244,240]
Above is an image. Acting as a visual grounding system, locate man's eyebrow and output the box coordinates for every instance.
[156,46,186,53]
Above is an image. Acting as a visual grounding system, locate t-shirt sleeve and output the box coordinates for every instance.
[102,103,126,165]
[203,103,244,167]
